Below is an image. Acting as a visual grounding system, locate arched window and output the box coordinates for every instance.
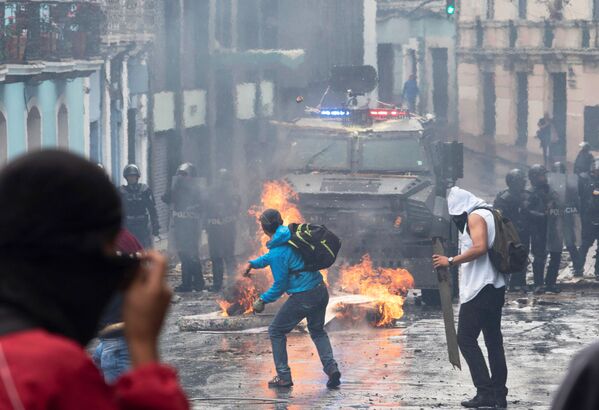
[0,112,7,164]
[27,107,41,151]
[57,104,69,148]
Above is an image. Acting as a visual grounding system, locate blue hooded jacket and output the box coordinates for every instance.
[249,225,323,303]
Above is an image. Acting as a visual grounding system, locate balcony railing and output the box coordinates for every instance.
[0,2,104,64]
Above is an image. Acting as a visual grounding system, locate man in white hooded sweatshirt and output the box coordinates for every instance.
[433,187,508,409]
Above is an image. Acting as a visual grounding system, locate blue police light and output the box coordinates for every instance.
[319,108,351,118]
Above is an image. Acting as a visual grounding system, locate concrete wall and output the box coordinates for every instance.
[457,62,482,135]
[495,65,515,145]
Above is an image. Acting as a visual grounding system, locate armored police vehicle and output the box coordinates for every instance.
[273,105,459,304]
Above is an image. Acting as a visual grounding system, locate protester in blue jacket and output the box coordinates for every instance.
[246,209,341,389]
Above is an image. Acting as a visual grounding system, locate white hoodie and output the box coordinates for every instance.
[447,186,506,304]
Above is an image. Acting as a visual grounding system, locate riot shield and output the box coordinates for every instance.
[546,173,566,253]
[565,173,581,246]
[170,176,204,255]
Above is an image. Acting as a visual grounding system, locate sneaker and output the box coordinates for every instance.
[460,393,496,408]
[326,370,341,388]
[533,286,545,295]
[268,375,293,388]
[545,285,561,294]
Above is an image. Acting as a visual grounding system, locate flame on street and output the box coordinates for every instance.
[337,255,414,326]
[218,180,306,316]
[217,181,411,325]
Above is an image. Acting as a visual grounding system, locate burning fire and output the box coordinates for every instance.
[249,180,303,254]
[218,180,307,316]
[337,255,414,326]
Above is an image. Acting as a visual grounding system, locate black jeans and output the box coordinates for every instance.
[545,251,561,287]
[179,252,204,290]
[210,255,236,291]
[458,285,507,399]
[268,283,338,382]
[509,232,530,288]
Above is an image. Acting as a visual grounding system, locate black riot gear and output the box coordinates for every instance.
[163,165,204,292]
[575,144,595,176]
[119,169,160,248]
[505,169,526,191]
[526,166,563,292]
[205,173,241,292]
[123,164,141,179]
[528,164,548,188]
[495,169,531,290]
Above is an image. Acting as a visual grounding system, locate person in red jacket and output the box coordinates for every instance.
[0,150,188,410]
[94,229,145,383]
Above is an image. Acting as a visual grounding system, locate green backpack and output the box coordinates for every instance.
[470,206,529,274]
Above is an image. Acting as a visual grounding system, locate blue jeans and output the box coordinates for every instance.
[268,283,338,382]
[93,337,131,383]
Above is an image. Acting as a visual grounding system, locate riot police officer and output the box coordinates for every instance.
[578,158,599,277]
[205,169,241,292]
[528,164,562,294]
[574,142,594,176]
[119,164,160,248]
[163,163,204,292]
[494,169,531,291]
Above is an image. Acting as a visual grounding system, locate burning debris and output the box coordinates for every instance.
[214,182,414,330]
[217,180,304,317]
[337,255,414,327]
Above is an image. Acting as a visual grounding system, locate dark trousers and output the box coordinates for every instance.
[579,224,599,275]
[179,252,204,291]
[210,255,235,291]
[127,223,152,249]
[458,285,507,399]
[545,251,561,287]
[530,226,561,287]
[268,283,338,382]
[509,232,530,288]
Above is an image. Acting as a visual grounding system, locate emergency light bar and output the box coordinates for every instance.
[319,108,351,118]
[369,109,409,119]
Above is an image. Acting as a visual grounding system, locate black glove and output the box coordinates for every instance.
[253,298,265,313]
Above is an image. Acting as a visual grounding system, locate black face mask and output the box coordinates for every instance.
[452,213,468,233]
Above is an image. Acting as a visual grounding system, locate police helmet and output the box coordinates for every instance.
[528,164,548,185]
[552,161,566,174]
[123,164,141,178]
[506,169,526,190]
[580,142,591,152]
[176,162,197,177]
